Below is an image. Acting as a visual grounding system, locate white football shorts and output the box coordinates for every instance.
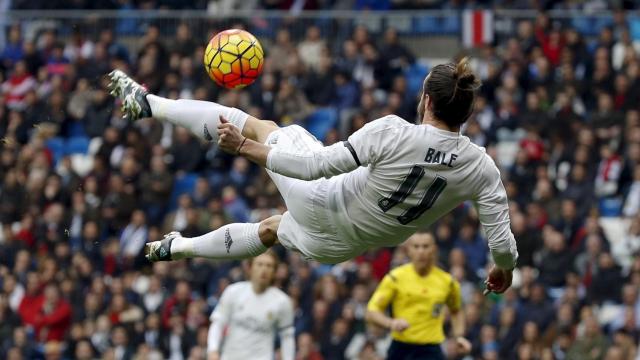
[264,125,341,262]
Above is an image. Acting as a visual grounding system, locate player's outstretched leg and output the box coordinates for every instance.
[144,215,281,262]
[108,70,278,144]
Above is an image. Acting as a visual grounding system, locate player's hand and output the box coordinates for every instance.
[389,318,410,332]
[483,265,513,295]
[217,116,246,154]
[207,351,220,360]
[455,336,472,354]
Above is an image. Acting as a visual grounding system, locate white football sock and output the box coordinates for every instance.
[146,95,249,142]
[170,223,266,260]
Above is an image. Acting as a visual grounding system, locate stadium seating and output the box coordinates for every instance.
[45,137,65,165]
[304,108,339,142]
[169,172,199,209]
[67,121,87,138]
[65,136,90,155]
[404,62,429,96]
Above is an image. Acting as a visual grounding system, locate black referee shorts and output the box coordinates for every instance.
[387,340,445,360]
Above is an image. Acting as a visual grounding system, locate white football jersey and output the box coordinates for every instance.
[211,282,294,360]
[267,115,518,267]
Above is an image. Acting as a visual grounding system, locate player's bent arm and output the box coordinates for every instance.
[207,285,235,356]
[474,158,519,270]
[236,138,270,167]
[266,141,361,181]
[232,116,401,180]
[207,320,224,356]
[231,133,359,181]
[279,326,295,360]
[483,209,518,270]
[278,297,296,360]
[264,116,404,181]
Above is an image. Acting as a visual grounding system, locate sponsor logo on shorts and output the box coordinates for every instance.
[225,228,233,253]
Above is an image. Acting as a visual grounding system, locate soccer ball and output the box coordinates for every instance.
[204,29,264,89]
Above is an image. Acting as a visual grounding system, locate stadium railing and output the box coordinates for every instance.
[3,9,640,59]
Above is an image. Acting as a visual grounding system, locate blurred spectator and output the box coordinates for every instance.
[110,325,134,360]
[297,332,323,360]
[304,53,335,107]
[298,26,326,72]
[589,252,624,304]
[83,79,114,138]
[170,127,203,173]
[119,209,148,267]
[274,78,314,124]
[378,28,414,90]
[172,23,196,57]
[141,156,174,225]
[161,280,192,329]
[63,28,94,63]
[1,25,23,69]
[454,221,487,274]
[566,315,609,360]
[622,167,640,217]
[594,145,623,197]
[536,226,572,289]
[19,283,71,343]
[2,60,35,111]
[164,194,194,233]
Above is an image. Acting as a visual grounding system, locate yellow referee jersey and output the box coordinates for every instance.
[367,263,462,345]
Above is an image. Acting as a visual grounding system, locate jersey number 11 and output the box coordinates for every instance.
[378,166,447,225]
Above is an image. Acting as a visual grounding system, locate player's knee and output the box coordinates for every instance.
[264,120,278,129]
[258,215,281,247]
[244,117,278,143]
[256,120,279,143]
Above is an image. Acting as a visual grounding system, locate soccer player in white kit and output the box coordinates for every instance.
[109,57,518,294]
[206,251,294,360]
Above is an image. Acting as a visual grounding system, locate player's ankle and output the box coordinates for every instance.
[169,235,194,259]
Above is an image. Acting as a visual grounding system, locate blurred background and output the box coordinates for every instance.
[1,1,640,359]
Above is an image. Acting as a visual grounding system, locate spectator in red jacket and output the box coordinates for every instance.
[161,280,192,328]
[19,283,71,342]
[540,29,565,66]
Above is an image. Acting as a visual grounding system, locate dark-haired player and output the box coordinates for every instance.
[206,250,294,360]
[109,57,517,294]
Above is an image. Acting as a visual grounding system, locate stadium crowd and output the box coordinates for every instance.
[5,0,633,11]
[1,8,640,360]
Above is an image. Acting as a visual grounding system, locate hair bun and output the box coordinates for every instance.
[454,57,481,91]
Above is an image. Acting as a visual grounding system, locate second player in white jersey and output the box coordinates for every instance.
[111,56,517,294]
[207,252,294,360]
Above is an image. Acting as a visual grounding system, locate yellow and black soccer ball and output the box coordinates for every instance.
[204,29,264,89]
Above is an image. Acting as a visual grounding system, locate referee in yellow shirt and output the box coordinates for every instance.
[365,231,471,359]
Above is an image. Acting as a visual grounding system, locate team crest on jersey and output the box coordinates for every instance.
[225,228,233,253]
